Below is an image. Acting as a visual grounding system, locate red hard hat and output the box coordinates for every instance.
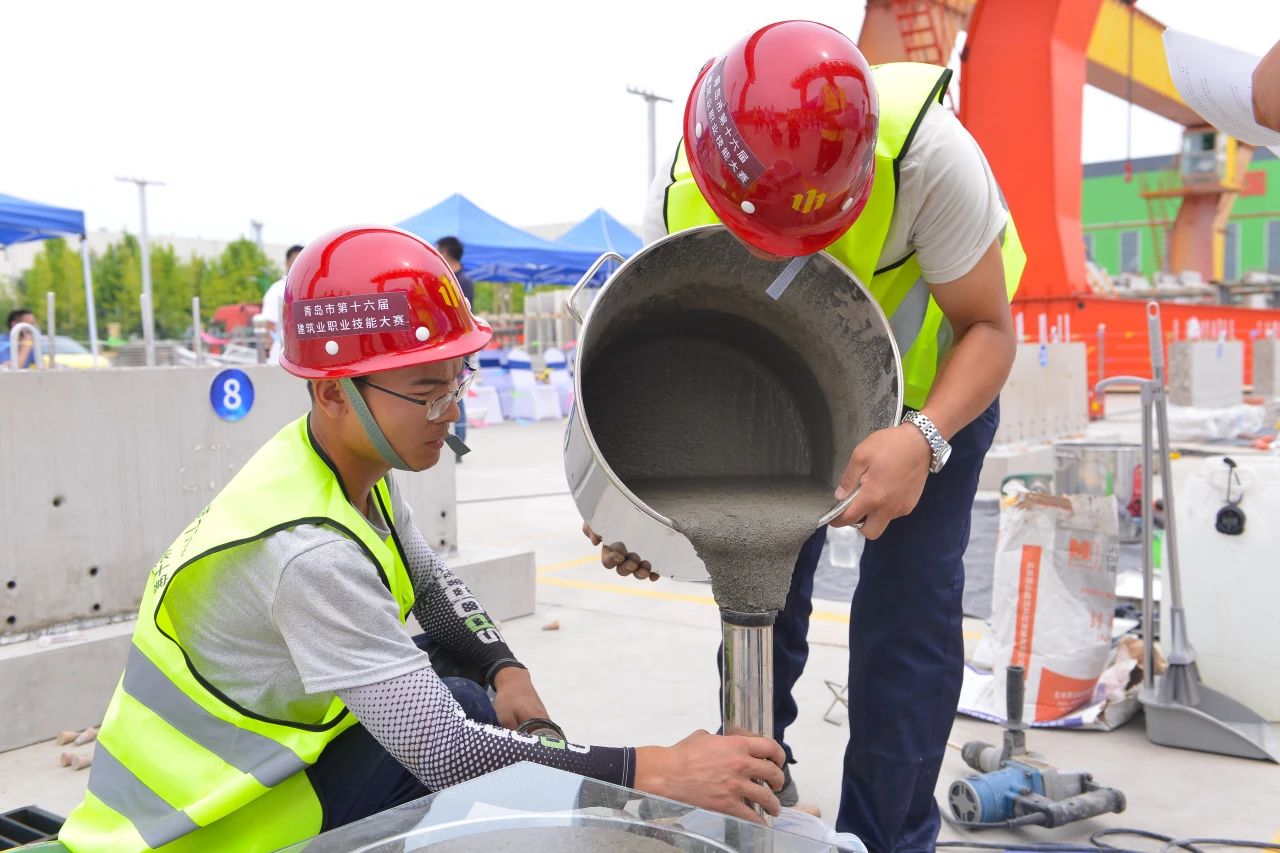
[279,226,492,379]
[683,21,879,257]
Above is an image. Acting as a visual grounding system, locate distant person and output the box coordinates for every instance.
[436,236,475,458]
[435,236,475,307]
[0,308,38,369]
[261,245,305,365]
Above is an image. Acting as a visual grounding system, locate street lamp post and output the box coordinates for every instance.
[626,86,673,187]
[117,175,165,367]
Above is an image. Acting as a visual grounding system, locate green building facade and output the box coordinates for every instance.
[1081,148,1280,282]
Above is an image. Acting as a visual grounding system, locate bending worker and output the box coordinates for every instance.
[59,226,785,853]
[592,21,1025,852]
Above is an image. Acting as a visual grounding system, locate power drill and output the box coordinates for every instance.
[948,666,1126,829]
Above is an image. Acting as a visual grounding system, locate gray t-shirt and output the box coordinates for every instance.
[170,476,503,723]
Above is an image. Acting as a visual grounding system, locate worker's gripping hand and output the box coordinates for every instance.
[830,424,932,539]
[492,666,550,731]
[581,522,660,582]
[634,730,785,825]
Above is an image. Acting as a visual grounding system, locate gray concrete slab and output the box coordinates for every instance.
[3,413,1278,850]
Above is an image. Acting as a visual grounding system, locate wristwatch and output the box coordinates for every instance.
[903,410,952,473]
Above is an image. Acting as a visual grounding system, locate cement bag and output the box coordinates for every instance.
[980,493,1119,723]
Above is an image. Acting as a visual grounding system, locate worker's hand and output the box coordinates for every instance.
[1253,39,1280,132]
[492,667,550,731]
[634,730,785,825]
[581,522,660,582]
[830,424,932,539]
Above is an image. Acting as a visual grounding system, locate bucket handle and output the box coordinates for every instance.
[566,252,625,324]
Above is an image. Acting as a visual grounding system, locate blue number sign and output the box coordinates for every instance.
[210,369,255,421]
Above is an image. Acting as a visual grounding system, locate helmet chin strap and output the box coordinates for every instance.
[339,378,413,471]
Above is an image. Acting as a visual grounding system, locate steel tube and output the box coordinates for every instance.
[721,608,774,819]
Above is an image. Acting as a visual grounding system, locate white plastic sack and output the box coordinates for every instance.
[1166,402,1266,441]
[975,493,1120,723]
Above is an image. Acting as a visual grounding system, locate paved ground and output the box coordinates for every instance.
[3,404,1278,851]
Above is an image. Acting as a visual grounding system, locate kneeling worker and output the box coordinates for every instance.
[59,226,785,853]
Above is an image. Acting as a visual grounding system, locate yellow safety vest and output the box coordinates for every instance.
[59,415,416,853]
[664,63,1026,410]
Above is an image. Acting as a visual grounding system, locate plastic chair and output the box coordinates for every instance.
[507,347,562,420]
[543,346,574,415]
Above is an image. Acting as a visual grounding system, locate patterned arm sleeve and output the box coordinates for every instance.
[401,521,523,687]
[337,667,634,790]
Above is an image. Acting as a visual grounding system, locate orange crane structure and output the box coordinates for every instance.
[858,0,1280,387]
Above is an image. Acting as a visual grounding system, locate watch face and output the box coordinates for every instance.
[934,443,952,472]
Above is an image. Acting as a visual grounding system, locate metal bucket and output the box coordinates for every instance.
[1053,441,1143,543]
[563,225,903,583]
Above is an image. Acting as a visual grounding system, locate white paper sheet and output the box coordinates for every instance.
[1163,29,1280,154]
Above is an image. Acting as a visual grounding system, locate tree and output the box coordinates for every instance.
[149,243,195,339]
[17,238,86,337]
[198,239,279,323]
[93,235,143,339]
[15,235,281,341]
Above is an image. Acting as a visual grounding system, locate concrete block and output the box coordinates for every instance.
[0,366,454,637]
[1253,338,1280,399]
[977,445,1057,492]
[1169,340,1244,408]
[993,343,1089,445]
[450,547,537,622]
[0,621,132,752]
[0,546,535,752]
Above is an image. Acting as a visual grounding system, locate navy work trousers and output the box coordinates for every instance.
[306,634,497,833]
[722,399,998,852]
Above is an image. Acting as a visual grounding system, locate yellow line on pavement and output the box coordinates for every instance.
[537,575,980,640]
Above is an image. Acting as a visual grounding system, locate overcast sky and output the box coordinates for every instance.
[1,0,1274,249]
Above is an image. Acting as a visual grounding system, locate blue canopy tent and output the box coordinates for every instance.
[397,194,603,286]
[555,209,643,258]
[0,192,99,365]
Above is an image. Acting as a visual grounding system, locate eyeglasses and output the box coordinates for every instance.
[356,365,475,422]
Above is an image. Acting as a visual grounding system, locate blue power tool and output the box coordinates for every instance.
[948,666,1126,829]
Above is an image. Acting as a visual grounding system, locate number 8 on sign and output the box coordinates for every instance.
[210,368,255,421]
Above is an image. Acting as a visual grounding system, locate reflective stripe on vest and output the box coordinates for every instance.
[664,62,1026,410]
[60,415,416,853]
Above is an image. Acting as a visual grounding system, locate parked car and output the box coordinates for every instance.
[40,336,110,369]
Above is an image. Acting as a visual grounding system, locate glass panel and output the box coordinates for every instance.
[1267,220,1280,275]
[1224,222,1240,282]
[1120,231,1141,274]
[279,763,842,853]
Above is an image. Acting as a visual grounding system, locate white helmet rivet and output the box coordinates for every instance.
[841,197,855,212]
[415,326,431,342]
[695,121,704,139]
[740,200,756,214]
[324,340,339,356]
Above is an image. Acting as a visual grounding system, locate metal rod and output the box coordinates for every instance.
[1140,379,1156,692]
[80,237,100,367]
[46,291,56,369]
[191,296,202,366]
[1097,323,1106,380]
[8,322,44,371]
[1148,306,1184,613]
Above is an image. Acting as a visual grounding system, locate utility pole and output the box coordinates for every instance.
[626,86,673,186]
[117,175,165,367]
[250,220,264,249]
